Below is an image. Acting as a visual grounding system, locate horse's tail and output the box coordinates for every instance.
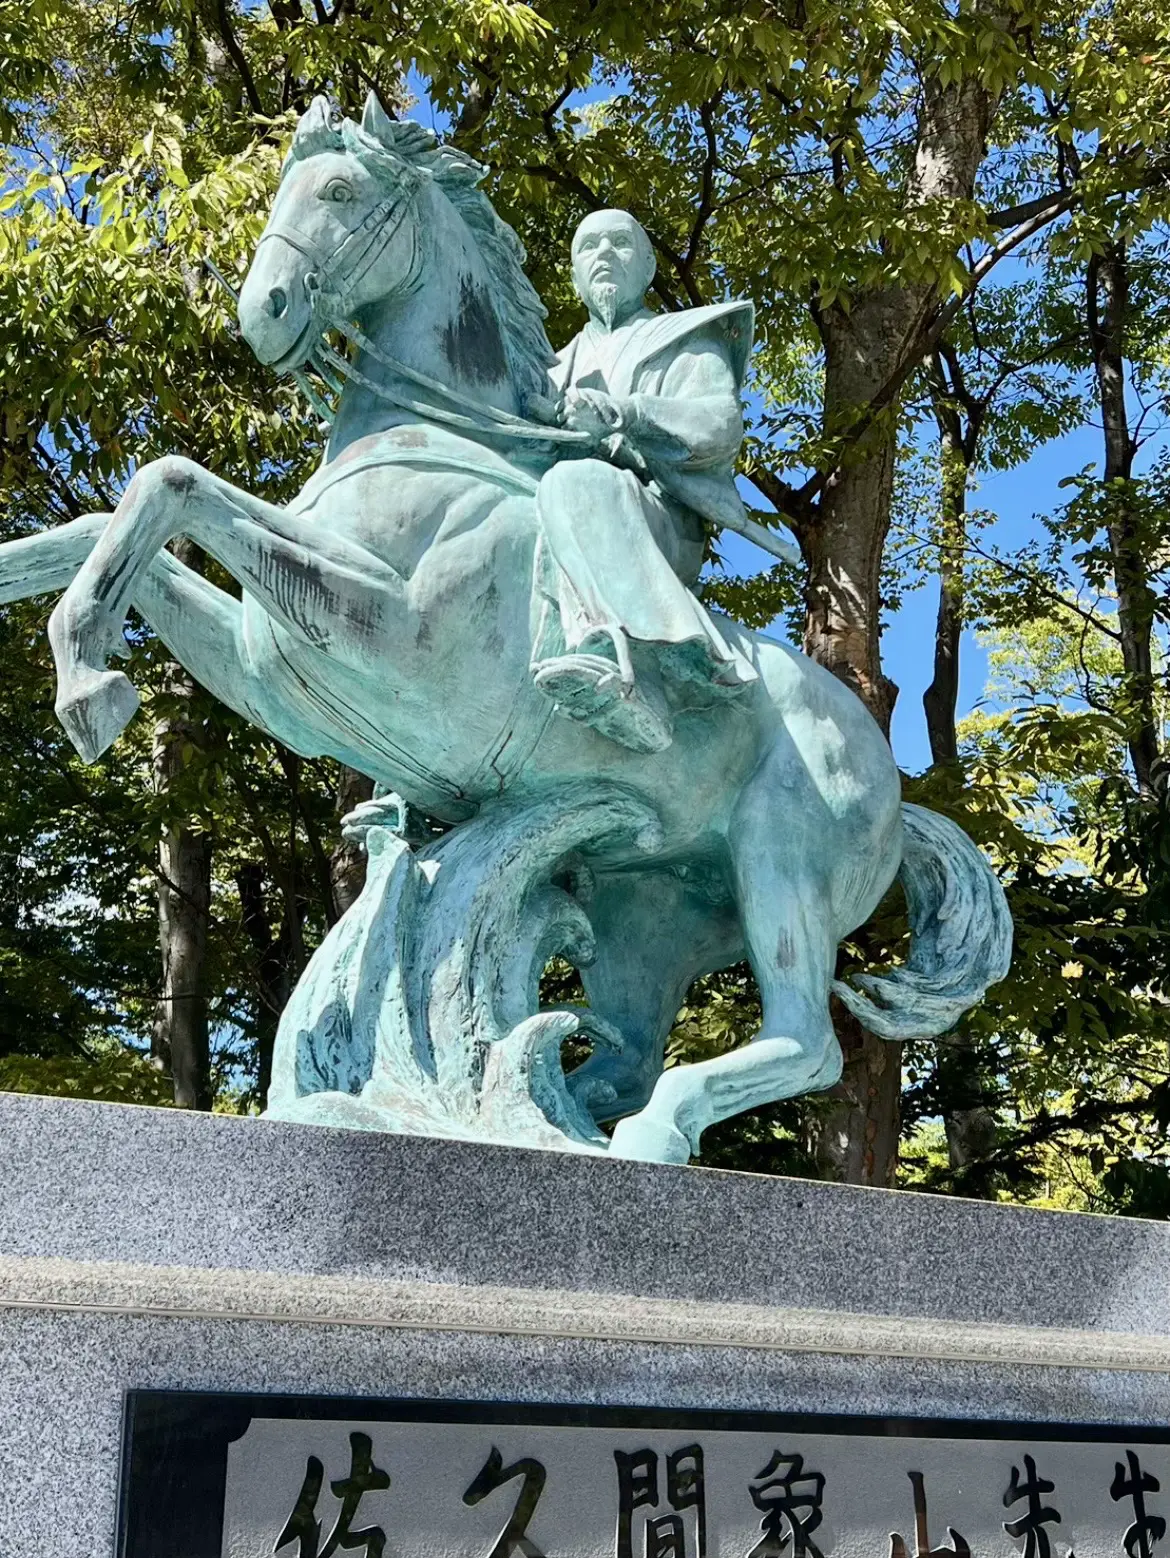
[0,513,104,605]
[833,801,1012,1041]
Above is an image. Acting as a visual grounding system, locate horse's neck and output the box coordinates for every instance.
[328,187,518,457]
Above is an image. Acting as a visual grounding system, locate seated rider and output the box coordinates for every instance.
[529,208,758,754]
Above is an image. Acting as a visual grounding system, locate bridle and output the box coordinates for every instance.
[256,173,422,321]
[219,161,590,450]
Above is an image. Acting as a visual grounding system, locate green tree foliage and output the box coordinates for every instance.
[895,612,1170,1213]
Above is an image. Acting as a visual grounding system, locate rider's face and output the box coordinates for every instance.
[572,213,654,326]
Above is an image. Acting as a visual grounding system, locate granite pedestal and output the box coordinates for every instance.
[2,1090,1170,1555]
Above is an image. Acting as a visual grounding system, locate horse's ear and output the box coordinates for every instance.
[292,95,344,158]
[361,90,396,146]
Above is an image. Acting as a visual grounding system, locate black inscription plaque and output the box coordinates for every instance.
[117,1392,1170,1558]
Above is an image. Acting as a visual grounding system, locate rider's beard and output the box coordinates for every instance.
[589,281,621,330]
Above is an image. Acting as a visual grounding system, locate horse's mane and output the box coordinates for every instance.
[288,97,555,402]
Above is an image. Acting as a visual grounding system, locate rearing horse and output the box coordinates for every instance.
[0,94,1010,1163]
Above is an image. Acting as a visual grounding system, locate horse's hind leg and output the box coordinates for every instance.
[610,778,843,1164]
[609,894,840,1163]
[567,868,742,1124]
[48,454,409,761]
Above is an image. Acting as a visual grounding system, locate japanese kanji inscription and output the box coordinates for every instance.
[117,1394,1170,1558]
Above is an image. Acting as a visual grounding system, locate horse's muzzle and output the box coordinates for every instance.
[238,238,319,369]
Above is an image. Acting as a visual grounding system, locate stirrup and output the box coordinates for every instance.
[576,623,636,691]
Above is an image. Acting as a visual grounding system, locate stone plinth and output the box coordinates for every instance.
[1,1091,1169,1554]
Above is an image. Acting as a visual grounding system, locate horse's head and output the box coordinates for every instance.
[239,93,427,371]
[240,91,555,413]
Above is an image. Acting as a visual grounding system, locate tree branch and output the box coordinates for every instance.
[212,0,264,117]
[796,200,1074,507]
[794,144,1170,505]
[892,522,1123,640]
[925,347,964,449]
[684,93,723,275]
[745,466,811,539]
[985,188,1077,229]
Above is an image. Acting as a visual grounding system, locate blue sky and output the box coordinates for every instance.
[875,418,1164,774]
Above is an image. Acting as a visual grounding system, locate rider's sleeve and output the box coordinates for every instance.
[620,327,742,470]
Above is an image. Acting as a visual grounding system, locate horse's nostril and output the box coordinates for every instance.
[267,286,288,319]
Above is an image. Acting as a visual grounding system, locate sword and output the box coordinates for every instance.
[723,511,802,566]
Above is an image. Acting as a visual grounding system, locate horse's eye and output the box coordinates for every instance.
[322,180,353,204]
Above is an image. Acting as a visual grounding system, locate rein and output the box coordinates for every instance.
[310,327,589,447]
[210,170,801,564]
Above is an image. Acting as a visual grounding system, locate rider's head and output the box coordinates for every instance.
[571,210,656,330]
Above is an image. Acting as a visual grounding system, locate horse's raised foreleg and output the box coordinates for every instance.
[0,513,107,604]
[49,454,411,761]
[0,511,314,750]
[133,549,311,748]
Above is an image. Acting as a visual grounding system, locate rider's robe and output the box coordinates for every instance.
[540,301,758,686]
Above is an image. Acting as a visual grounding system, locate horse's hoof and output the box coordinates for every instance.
[55,669,140,762]
[609,1113,693,1165]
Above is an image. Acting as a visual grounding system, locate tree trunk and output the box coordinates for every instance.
[1087,241,1163,799]
[939,1041,1000,1172]
[813,995,904,1185]
[232,749,315,1103]
[150,539,213,1110]
[804,49,1002,1187]
[923,369,1002,1181]
[804,286,928,1187]
[329,765,374,918]
[804,334,905,1186]
[236,861,292,1105]
[803,303,906,738]
[923,420,967,766]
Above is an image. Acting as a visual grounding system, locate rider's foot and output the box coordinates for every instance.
[532,652,672,754]
[54,668,140,763]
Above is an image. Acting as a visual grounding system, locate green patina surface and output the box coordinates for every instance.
[0,95,1011,1163]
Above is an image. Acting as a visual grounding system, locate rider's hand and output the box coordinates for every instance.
[560,388,624,442]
